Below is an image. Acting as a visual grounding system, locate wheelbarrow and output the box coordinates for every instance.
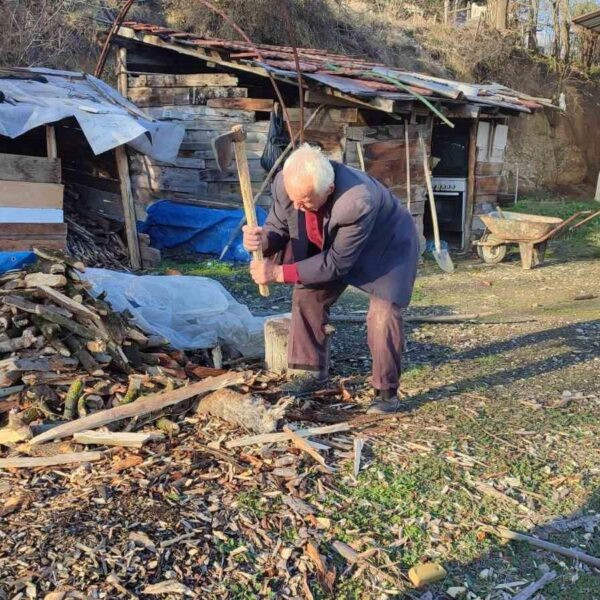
[474,209,597,269]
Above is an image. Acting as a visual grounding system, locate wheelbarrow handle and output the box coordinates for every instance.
[570,209,600,231]
[533,211,591,244]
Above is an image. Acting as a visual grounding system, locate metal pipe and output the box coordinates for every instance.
[194,0,294,144]
[94,0,136,78]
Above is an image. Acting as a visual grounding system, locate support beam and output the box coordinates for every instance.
[464,116,479,251]
[116,46,128,97]
[115,146,141,270]
[45,126,57,159]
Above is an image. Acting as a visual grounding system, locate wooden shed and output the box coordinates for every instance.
[111,22,554,251]
[0,67,183,270]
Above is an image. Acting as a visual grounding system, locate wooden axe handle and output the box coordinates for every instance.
[232,131,270,297]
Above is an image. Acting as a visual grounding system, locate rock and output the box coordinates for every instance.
[408,563,447,588]
[446,587,467,598]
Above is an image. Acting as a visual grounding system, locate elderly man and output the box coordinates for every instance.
[243,144,419,414]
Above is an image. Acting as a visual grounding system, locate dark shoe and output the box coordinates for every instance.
[280,369,327,395]
[366,396,402,414]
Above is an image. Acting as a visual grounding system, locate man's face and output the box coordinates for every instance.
[284,174,333,212]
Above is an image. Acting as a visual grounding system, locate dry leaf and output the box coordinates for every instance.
[112,454,143,472]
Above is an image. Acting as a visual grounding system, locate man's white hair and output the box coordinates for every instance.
[282,143,334,195]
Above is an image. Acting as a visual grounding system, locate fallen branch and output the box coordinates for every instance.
[513,570,557,600]
[330,312,494,324]
[0,451,104,469]
[486,525,600,569]
[30,371,249,445]
[225,422,350,449]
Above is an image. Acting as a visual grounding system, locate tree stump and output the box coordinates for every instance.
[264,316,333,374]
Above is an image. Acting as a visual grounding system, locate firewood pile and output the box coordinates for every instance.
[0,248,223,444]
[65,213,129,270]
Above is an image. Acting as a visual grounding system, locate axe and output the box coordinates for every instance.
[211,125,269,297]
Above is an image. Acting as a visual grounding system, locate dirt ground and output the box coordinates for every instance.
[2,218,600,599]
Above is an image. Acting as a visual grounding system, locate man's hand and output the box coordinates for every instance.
[250,260,283,285]
[242,225,262,252]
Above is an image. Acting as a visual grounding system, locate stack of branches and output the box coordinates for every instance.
[65,213,129,270]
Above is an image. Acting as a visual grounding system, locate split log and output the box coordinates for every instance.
[0,329,37,353]
[30,371,249,445]
[0,451,104,469]
[0,356,78,385]
[225,422,350,449]
[33,248,85,271]
[73,430,164,448]
[63,335,100,374]
[36,285,101,324]
[283,425,332,472]
[23,273,67,288]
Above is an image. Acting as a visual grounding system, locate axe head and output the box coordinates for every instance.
[211,125,247,173]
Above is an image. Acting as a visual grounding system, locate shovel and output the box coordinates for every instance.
[419,133,455,274]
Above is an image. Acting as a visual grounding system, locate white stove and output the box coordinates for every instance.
[431,177,467,193]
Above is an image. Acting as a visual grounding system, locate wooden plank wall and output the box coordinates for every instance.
[0,149,66,251]
[125,71,359,219]
[472,121,508,230]
[346,124,430,238]
[55,122,124,222]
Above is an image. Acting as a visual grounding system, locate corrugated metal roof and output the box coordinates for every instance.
[116,21,555,114]
[573,8,600,31]
[0,67,184,162]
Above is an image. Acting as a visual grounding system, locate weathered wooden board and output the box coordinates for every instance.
[0,180,63,209]
[476,162,503,176]
[128,73,238,88]
[179,142,265,158]
[130,155,207,170]
[183,129,268,145]
[206,98,273,111]
[130,164,265,186]
[0,154,61,184]
[475,175,502,194]
[62,169,121,194]
[128,86,248,107]
[141,105,256,123]
[184,121,271,134]
[0,223,67,251]
[70,183,123,219]
[286,108,358,123]
[364,158,425,187]
[346,124,430,143]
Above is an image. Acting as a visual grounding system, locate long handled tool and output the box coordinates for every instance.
[419,132,455,274]
[218,104,326,260]
[212,125,269,296]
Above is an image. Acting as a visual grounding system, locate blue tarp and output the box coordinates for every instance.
[140,200,268,262]
[0,251,36,274]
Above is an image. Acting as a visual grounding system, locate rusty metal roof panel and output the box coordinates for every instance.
[573,8,600,31]
[117,21,554,113]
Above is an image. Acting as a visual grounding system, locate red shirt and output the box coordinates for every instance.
[282,209,323,284]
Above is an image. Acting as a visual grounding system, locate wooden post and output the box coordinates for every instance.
[595,171,600,202]
[116,47,128,97]
[444,0,449,24]
[464,117,479,252]
[45,126,57,159]
[115,146,141,270]
[264,316,333,374]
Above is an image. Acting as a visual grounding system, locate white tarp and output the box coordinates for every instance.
[0,67,184,162]
[83,269,267,357]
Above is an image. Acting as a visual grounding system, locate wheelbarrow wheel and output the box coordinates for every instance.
[477,234,508,264]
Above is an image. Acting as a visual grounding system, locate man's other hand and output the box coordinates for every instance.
[250,260,283,285]
[242,225,262,252]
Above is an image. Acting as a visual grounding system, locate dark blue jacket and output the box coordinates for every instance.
[262,162,419,307]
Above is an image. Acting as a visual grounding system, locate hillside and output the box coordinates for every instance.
[2,0,599,192]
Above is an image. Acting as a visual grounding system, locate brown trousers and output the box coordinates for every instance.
[288,283,404,391]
